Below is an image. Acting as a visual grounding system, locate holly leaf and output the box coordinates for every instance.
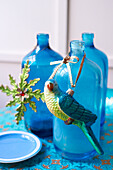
[32,89,41,100]
[9,74,18,89]
[0,85,12,96]
[40,93,45,102]
[11,89,20,97]
[0,60,45,124]
[15,103,26,124]
[6,100,17,107]
[19,80,27,90]
[22,61,30,81]
[25,78,40,89]
[29,101,37,112]
[21,103,26,112]
[19,61,30,90]
[6,98,21,107]
[24,96,33,104]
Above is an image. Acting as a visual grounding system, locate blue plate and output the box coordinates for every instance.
[0,131,42,163]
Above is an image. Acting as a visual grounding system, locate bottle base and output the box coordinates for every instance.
[31,128,53,138]
[54,144,96,161]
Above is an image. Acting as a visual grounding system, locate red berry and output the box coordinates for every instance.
[20,93,25,96]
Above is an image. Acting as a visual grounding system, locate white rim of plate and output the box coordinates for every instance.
[0,130,42,163]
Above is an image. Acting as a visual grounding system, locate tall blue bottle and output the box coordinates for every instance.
[82,33,108,126]
[22,33,63,138]
[54,40,102,160]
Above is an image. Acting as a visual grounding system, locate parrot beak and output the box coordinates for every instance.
[47,83,54,91]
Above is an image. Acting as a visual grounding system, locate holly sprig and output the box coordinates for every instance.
[0,60,45,124]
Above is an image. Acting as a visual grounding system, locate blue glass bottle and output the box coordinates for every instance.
[82,33,108,126]
[22,33,63,138]
[54,40,102,160]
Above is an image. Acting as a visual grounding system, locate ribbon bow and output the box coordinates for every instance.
[49,53,86,88]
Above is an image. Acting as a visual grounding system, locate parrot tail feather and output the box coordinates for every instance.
[81,125,104,155]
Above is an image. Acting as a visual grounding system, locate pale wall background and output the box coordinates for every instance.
[0,0,68,108]
[68,0,113,89]
[0,0,113,108]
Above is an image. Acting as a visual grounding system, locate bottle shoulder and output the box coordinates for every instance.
[85,58,102,77]
[56,57,102,81]
[85,46,108,63]
[22,46,63,66]
[84,46,108,76]
[44,48,63,60]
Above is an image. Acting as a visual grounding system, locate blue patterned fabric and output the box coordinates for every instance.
[0,91,113,169]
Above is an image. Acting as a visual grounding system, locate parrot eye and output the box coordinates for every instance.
[47,83,54,91]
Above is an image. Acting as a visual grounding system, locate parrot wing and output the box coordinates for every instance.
[58,93,104,155]
[58,93,97,126]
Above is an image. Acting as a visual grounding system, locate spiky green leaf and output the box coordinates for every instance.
[40,92,45,102]
[6,100,17,107]
[0,60,45,124]
[29,101,37,112]
[19,61,30,90]
[0,85,12,96]
[15,103,26,124]
[32,89,41,100]
[6,98,21,107]
[9,74,18,89]
[21,103,26,112]
[25,78,40,89]
[24,96,33,104]
[12,89,20,97]
[19,81,27,90]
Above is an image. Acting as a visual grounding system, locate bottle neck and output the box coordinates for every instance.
[37,33,49,49]
[82,33,94,47]
[69,40,85,59]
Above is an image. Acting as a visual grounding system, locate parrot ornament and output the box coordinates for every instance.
[44,79,104,155]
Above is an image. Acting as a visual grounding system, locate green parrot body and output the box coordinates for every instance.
[44,79,104,155]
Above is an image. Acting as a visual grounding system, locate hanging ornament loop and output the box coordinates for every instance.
[49,53,86,88]
[62,55,79,64]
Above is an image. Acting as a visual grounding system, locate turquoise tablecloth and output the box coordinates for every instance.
[0,89,113,170]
